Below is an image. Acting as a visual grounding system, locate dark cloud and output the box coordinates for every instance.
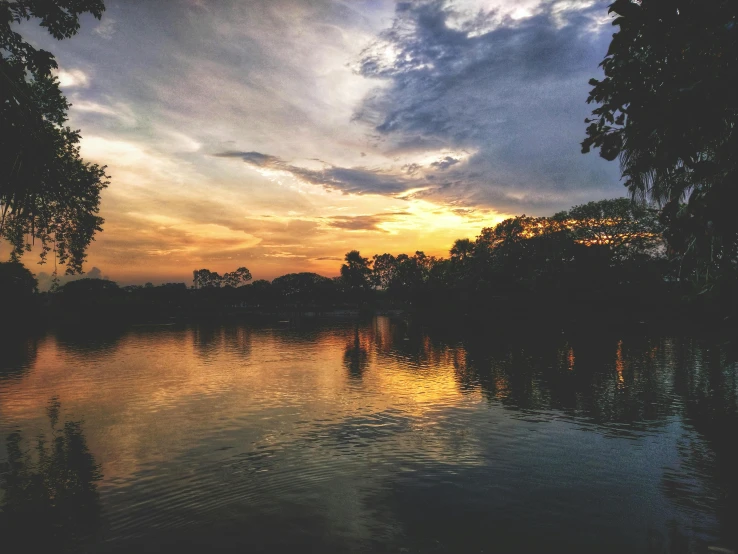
[354,0,623,214]
[323,213,404,232]
[215,151,418,196]
[431,156,460,170]
[224,151,281,167]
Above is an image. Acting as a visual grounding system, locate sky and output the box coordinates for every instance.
[11,0,623,287]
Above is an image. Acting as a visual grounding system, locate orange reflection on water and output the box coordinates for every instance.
[615,339,625,387]
[0,319,488,484]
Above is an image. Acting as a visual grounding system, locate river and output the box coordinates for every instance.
[1,316,736,553]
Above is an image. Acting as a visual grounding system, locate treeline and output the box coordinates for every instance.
[3,198,737,327]
[340,197,677,321]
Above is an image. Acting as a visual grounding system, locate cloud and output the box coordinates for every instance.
[215,151,418,196]
[70,99,138,127]
[35,266,109,291]
[12,0,627,284]
[353,0,621,213]
[55,68,89,88]
[264,251,307,258]
[93,18,116,39]
[86,267,106,279]
[323,213,406,232]
[431,156,461,170]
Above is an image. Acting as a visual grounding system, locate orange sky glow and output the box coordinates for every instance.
[3,0,621,287]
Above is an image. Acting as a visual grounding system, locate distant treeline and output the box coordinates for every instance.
[3,198,737,327]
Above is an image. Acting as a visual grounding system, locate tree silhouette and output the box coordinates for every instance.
[450,238,474,261]
[583,0,738,284]
[193,269,223,289]
[193,267,252,289]
[0,260,37,295]
[371,253,397,290]
[553,198,664,263]
[340,250,372,301]
[223,267,253,288]
[271,272,336,306]
[1,0,109,274]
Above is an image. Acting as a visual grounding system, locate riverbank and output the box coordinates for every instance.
[7,295,737,342]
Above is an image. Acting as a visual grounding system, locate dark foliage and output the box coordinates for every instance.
[1,0,109,273]
[5,199,734,325]
[0,260,37,296]
[584,0,738,294]
[0,398,103,551]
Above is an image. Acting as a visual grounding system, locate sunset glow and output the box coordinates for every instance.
[5,0,621,287]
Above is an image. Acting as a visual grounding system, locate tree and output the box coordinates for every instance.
[381,251,436,301]
[553,198,664,263]
[271,272,336,306]
[192,269,223,289]
[450,238,474,261]
[340,250,372,293]
[0,260,39,318]
[223,266,252,288]
[60,277,119,297]
[193,267,251,289]
[583,0,738,278]
[0,260,37,296]
[1,0,108,274]
[372,253,397,289]
[246,279,273,307]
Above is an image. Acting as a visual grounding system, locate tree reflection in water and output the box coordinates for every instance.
[0,334,39,381]
[344,327,369,381]
[428,325,738,552]
[0,322,735,553]
[0,398,102,551]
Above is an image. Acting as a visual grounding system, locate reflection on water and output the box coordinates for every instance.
[0,317,736,553]
[0,334,39,380]
[344,327,369,381]
[0,398,102,552]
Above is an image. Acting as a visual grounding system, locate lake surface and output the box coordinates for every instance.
[1,317,736,553]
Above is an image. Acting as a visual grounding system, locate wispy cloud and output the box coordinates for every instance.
[93,17,116,39]
[215,151,419,196]
[323,212,408,232]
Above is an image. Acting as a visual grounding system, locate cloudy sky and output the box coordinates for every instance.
[13,0,623,285]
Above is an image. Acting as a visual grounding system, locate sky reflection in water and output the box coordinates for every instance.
[0,317,736,553]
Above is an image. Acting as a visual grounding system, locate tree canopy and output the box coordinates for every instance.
[554,198,663,262]
[193,267,252,289]
[1,0,108,274]
[271,272,336,305]
[583,0,738,280]
[0,260,37,296]
[340,250,372,293]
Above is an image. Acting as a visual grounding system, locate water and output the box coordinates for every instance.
[0,317,736,553]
